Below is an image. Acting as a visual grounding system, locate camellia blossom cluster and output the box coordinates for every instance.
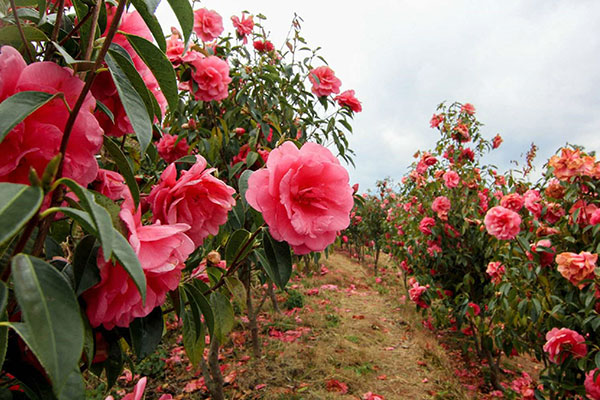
[245,141,354,254]
[486,261,505,285]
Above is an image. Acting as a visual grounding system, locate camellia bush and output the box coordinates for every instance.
[0,2,360,399]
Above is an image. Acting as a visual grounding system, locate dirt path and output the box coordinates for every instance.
[233,251,470,399]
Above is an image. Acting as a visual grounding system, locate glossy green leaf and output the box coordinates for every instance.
[126,34,178,111]
[130,0,167,52]
[0,25,48,48]
[184,284,214,337]
[257,230,293,289]
[72,235,100,296]
[225,276,246,308]
[105,51,153,155]
[103,137,140,208]
[10,254,84,399]
[129,307,163,359]
[0,91,57,144]
[0,183,43,247]
[225,229,251,267]
[209,292,234,344]
[112,229,146,303]
[238,169,253,207]
[166,0,193,46]
[180,289,204,366]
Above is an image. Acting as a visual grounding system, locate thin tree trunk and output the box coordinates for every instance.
[243,265,261,358]
[268,281,281,314]
[200,338,225,400]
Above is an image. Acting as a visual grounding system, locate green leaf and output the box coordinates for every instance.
[209,292,234,343]
[238,170,253,207]
[105,50,153,155]
[129,306,163,359]
[130,0,167,52]
[184,284,214,337]
[166,0,193,46]
[103,137,140,208]
[0,25,48,48]
[258,230,293,289]
[0,183,43,246]
[225,229,251,267]
[10,254,84,399]
[105,338,124,389]
[224,276,246,308]
[0,91,58,144]
[72,235,100,296]
[180,289,204,366]
[57,178,115,261]
[126,34,178,111]
[112,229,147,303]
[45,207,96,234]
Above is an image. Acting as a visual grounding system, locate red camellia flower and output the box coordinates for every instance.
[148,155,236,247]
[484,206,521,240]
[585,369,600,400]
[156,134,190,164]
[409,281,428,309]
[253,40,275,53]
[555,251,597,288]
[83,201,195,329]
[231,13,254,43]
[460,103,476,115]
[0,46,103,186]
[193,8,223,42]
[492,134,503,149]
[543,327,587,364]
[531,239,555,267]
[430,113,444,128]
[419,217,435,235]
[308,66,342,97]
[180,52,232,102]
[245,141,354,255]
[334,89,362,112]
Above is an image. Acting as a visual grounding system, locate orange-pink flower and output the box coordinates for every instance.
[556,251,597,288]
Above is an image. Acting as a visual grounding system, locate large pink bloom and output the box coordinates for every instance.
[83,204,194,330]
[500,193,523,212]
[419,217,435,235]
[309,66,342,97]
[585,369,600,400]
[334,90,362,112]
[0,46,102,186]
[484,206,521,240]
[543,327,587,364]
[181,52,231,102]
[443,170,459,188]
[408,281,428,309]
[245,142,353,255]
[431,196,451,220]
[148,155,236,247]
[556,251,597,288]
[193,8,223,42]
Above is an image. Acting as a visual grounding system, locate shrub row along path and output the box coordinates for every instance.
[229,251,472,400]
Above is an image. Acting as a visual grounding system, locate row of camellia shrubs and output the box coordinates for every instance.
[342,102,600,399]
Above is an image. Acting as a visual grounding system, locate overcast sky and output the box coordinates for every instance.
[157,1,600,191]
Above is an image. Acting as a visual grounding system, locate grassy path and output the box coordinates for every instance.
[231,251,470,399]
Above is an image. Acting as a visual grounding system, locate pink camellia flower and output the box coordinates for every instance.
[231,13,254,43]
[156,134,190,164]
[245,141,354,255]
[105,376,147,400]
[500,193,524,212]
[454,123,470,142]
[478,190,489,214]
[591,209,600,225]
[492,134,503,149]
[484,206,521,240]
[419,217,435,235]
[486,261,505,284]
[91,71,132,138]
[334,90,362,112]
[531,239,555,268]
[0,46,102,186]
[585,369,600,400]
[543,202,565,225]
[193,8,223,42]
[253,40,275,53]
[166,29,185,65]
[443,170,460,188]
[430,113,444,128]
[83,203,194,330]
[460,103,476,115]
[180,53,231,102]
[409,281,428,309]
[308,66,342,97]
[93,169,128,201]
[523,189,542,219]
[570,200,598,227]
[432,196,451,220]
[555,251,597,288]
[543,327,587,364]
[148,155,236,247]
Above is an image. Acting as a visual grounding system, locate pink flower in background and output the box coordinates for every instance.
[93,169,127,201]
[585,369,600,400]
[0,46,102,186]
[181,53,231,102]
[484,206,521,240]
[543,202,564,225]
[231,13,254,43]
[543,327,587,364]
[245,142,353,255]
[531,239,555,267]
[430,113,444,128]
[148,155,236,247]
[443,170,459,188]
[570,200,598,227]
[523,189,542,219]
[591,209,600,225]
[166,29,185,65]
[309,66,342,97]
[419,217,435,235]
[335,90,362,112]
[193,8,223,42]
[431,196,451,220]
[500,193,524,212]
[409,281,428,309]
[467,302,480,316]
[83,205,194,330]
[556,251,597,288]
[157,134,190,163]
[486,261,505,284]
[109,376,147,400]
[253,40,275,52]
[460,103,475,115]
[91,71,132,138]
